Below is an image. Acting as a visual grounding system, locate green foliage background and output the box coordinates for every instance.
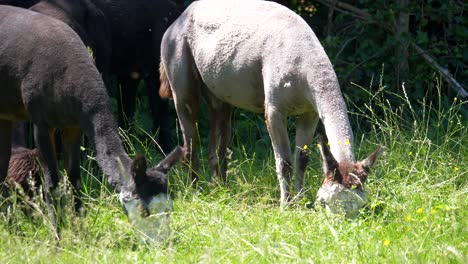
[274,0,467,103]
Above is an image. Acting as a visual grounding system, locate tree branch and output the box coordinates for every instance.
[316,0,467,97]
[410,43,467,97]
[315,0,370,20]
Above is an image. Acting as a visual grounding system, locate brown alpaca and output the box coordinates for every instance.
[7,148,40,190]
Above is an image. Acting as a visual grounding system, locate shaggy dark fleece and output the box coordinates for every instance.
[7,148,39,190]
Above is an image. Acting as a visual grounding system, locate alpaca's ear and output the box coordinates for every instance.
[361,146,384,168]
[154,146,183,174]
[131,154,148,182]
[318,135,340,181]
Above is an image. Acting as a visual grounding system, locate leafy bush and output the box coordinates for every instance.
[296,0,467,106]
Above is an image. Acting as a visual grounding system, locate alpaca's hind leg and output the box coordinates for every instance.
[166,63,201,184]
[33,124,60,239]
[265,107,292,208]
[206,93,233,183]
[62,127,82,211]
[176,98,200,184]
[294,111,319,195]
[0,120,12,194]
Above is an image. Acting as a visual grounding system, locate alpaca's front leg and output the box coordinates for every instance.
[33,124,60,239]
[294,111,319,195]
[62,127,82,211]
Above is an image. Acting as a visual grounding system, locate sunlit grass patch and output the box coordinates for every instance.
[0,77,466,263]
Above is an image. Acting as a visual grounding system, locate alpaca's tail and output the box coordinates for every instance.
[159,60,173,99]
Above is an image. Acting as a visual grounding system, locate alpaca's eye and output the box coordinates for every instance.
[348,173,361,183]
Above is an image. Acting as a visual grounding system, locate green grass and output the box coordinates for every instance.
[1,82,466,263]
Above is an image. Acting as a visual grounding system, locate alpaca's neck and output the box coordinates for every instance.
[310,72,355,163]
[85,110,133,191]
[322,109,355,163]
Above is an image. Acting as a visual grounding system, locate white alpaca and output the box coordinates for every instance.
[160,0,382,216]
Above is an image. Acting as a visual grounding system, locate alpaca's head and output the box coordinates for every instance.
[316,136,382,219]
[120,146,182,241]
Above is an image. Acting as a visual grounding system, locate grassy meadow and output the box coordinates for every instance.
[0,82,466,263]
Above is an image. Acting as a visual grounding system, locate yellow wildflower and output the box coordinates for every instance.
[303,145,308,150]
[383,240,390,246]
[405,215,412,221]
[345,139,350,145]
[417,208,423,214]
[454,167,459,171]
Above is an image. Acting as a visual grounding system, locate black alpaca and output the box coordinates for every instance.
[1,0,182,153]
[0,6,181,238]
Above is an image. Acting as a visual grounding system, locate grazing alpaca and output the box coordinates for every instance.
[159,0,382,216]
[0,6,181,237]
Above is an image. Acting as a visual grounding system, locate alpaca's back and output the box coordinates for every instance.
[0,5,108,126]
[162,0,336,115]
